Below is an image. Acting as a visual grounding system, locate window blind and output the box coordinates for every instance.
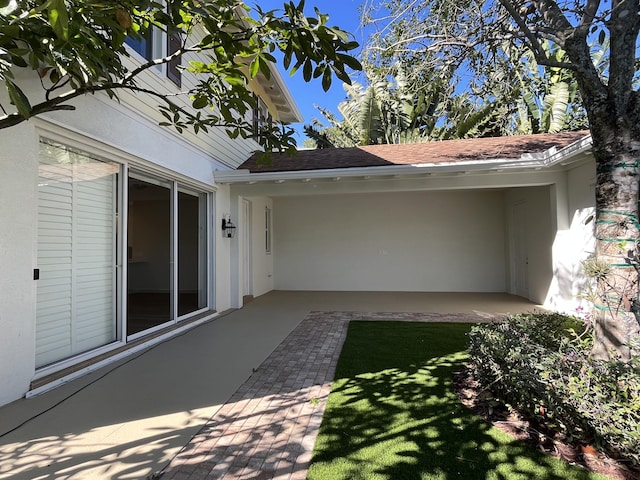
[36,141,119,368]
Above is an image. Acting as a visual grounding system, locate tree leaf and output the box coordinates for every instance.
[6,79,32,119]
[543,82,570,133]
[48,0,69,41]
[303,59,312,81]
[322,66,332,91]
[283,44,293,69]
[115,8,132,29]
[249,57,260,78]
[258,56,271,79]
[338,54,362,72]
[192,95,208,109]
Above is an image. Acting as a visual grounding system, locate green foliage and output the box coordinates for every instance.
[469,313,640,465]
[0,0,360,151]
[306,41,590,148]
[309,321,607,480]
[351,1,595,144]
[306,63,510,147]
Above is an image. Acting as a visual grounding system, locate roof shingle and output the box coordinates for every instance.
[239,131,589,173]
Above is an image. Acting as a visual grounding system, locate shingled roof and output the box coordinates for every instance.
[239,131,589,173]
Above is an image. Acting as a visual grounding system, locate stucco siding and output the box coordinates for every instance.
[0,123,39,406]
[545,160,596,312]
[273,190,507,292]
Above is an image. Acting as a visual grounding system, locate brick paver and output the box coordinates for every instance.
[160,310,499,480]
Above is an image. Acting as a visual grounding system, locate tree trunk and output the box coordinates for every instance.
[563,9,640,358]
[590,129,640,360]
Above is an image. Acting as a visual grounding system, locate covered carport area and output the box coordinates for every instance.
[216,132,595,312]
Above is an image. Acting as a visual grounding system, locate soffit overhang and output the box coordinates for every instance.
[254,70,303,124]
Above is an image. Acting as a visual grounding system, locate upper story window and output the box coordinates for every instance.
[126,33,152,60]
[166,33,182,87]
[125,25,181,87]
[253,95,272,141]
[126,26,162,60]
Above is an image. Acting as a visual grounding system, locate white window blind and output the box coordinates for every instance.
[36,141,119,368]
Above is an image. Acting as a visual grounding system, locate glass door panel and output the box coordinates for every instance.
[177,188,208,317]
[36,140,120,367]
[127,173,173,336]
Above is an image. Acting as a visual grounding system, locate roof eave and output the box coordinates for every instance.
[215,134,593,184]
[255,69,303,124]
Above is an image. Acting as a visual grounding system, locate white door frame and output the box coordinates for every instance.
[242,198,253,299]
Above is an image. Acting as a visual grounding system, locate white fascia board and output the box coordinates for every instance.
[215,134,593,184]
[215,160,536,184]
[541,133,593,166]
[269,69,303,123]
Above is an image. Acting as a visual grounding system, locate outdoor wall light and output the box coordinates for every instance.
[221,215,237,238]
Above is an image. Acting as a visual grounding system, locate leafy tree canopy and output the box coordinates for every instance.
[358,0,640,359]
[305,46,590,148]
[0,0,361,151]
[358,0,636,139]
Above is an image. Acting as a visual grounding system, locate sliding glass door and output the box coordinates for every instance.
[127,172,210,338]
[36,143,212,369]
[36,140,120,367]
[178,188,208,316]
[127,173,173,336]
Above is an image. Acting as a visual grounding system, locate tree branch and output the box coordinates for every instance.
[498,0,554,63]
[607,0,640,121]
[580,0,602,29]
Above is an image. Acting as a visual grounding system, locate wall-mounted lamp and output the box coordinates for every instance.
[221,214,237,238]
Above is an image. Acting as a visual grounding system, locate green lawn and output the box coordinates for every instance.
[307,321,610,480]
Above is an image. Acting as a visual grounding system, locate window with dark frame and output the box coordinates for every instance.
[126,32,153,60]
[124,18,181,87]
[252,95,272,142]
[167,32,182,87]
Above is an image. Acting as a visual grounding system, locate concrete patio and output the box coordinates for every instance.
[0,291,539,480]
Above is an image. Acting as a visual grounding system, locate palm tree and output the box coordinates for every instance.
[305,66,503,147]
[508,42,589,134]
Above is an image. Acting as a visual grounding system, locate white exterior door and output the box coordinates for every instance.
[36,140,120,368]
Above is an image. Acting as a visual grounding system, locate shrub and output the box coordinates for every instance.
[468,313,640,465]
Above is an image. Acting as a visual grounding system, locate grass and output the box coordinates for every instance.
[307,321,611,480]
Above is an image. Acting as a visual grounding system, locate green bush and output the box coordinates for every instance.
[468,313,640,465]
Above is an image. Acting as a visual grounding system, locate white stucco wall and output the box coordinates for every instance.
[545,160,596,312]
[215,185,234,311]
[0,77,244,405]
[273,190,507,292]
[0,123,39,406]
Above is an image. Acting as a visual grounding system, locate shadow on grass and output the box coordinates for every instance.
[308,321,608,480]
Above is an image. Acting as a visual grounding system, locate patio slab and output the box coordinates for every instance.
[160,310,502,480]
[0,291,538,480]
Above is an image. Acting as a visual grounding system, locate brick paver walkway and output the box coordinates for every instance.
[160,310,499,480]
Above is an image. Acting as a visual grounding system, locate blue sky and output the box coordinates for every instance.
[251,0,365,144]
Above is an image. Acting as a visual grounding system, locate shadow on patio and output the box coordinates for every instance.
[0,291,538,480]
